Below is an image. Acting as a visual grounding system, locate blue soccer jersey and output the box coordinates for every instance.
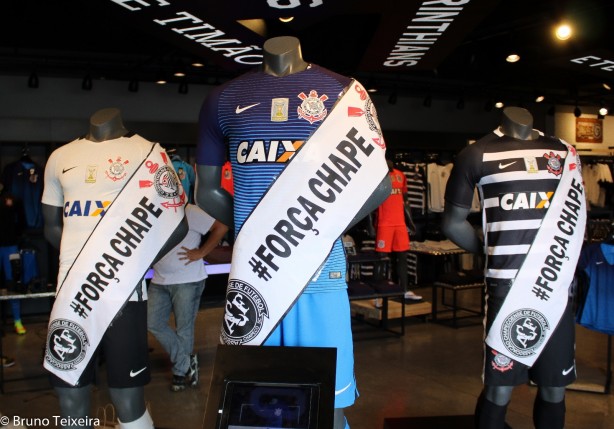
[197,65,352,293]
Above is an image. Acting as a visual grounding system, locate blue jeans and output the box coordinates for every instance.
[147,280,205,376]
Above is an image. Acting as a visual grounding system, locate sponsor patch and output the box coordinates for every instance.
[271,97,289,122]
[523,157,539,173]
[86,165,97,183]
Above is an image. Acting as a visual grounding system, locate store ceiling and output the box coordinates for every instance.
[3,0,614,110]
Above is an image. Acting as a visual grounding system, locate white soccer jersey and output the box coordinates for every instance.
[42,133,156,290]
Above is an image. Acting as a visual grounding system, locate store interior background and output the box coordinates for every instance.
[1,1,614,428]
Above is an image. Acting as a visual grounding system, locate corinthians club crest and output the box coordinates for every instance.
[139,153,185,209]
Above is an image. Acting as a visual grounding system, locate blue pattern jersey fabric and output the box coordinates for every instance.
[196,65,352,293]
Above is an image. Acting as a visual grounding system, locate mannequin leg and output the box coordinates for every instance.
[475,385,513,429]
[54,385,92,429]
[333,408,348,429]
[533,387,566,429]
[117,409,154,429]
[108,386,147,424]
[394,251,408,290]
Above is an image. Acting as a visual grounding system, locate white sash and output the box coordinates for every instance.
[44,143,186,385]
[222,80,388,345]
[486,143,586,367]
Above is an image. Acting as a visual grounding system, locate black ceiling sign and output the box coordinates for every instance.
[104,0,499,73]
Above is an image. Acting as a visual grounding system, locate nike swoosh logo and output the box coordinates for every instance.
[596,261,604,265]
[62,166,78,174]
[235,103,260,114]
[335,381,352,395]
[130,367,147,377]
[498,161,517,169]
[562,365,574,376]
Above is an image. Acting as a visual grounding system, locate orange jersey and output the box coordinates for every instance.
[377,168,407,227]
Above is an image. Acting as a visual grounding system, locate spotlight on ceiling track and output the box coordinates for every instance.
[547,105,555,116]
[27,72,39,89]
[178,81,189,94]
[128,79,139,93]
[506,53,520,63]
[484,99,493,112]
[81,74,93,91]
[574,105,582,118]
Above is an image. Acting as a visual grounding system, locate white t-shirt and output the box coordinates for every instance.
[151,204,215,284]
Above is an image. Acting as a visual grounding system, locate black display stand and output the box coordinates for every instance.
[204,344,337,429]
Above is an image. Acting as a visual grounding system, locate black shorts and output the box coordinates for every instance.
[50,301,151,388]
[483,283,576,387]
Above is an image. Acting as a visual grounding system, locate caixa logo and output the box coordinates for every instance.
[64,200,111,217]
[499,192,553,210]
[236,140,304,164]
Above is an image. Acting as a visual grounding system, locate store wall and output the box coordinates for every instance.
[554,105,614,154]
[1,75,523,148]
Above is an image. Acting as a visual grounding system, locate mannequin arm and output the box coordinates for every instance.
[441,203,482,254]
[345,175,391,233]
[195,165,234,229]
[42,204,64,249]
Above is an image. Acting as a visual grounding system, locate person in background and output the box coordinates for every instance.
[147,203,228,392]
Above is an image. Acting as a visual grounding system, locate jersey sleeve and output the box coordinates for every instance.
[444,142,484,209]
[196,84,227,167]
[41,149,64,207]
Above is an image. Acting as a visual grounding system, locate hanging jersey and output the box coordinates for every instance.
[377,168,407,227]
[172,157,195,203]
[196,65,351,293]
[576,242,614,335]
[221,160,234,196]
[2,160,44,229]
[445,129,568,283]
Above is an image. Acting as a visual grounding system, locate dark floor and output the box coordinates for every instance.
[1,289,613,429]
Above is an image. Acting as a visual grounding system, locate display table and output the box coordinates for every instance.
[0,291,55,393]
[408,240,485,327]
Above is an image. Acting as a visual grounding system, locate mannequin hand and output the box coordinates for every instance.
[178,246,204,265]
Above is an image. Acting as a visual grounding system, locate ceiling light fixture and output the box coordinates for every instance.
[599,106,608,116]
[535,95,545,103]
[366,78,377,93]
[27,72,39,88]
[156,77,167,85]
[506,54,520,63]
[81,74,93,91]
[555,23,572,41]
[484,99,493,112]
[191,62,204,68]
[603,83,612,91]
[574,105,582,117]
[495,101,504,109]
[279,16,294,23]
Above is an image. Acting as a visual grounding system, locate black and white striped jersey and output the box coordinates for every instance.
[445,129,570,281]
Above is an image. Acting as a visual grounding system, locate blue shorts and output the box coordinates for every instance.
[264,290,358,408]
